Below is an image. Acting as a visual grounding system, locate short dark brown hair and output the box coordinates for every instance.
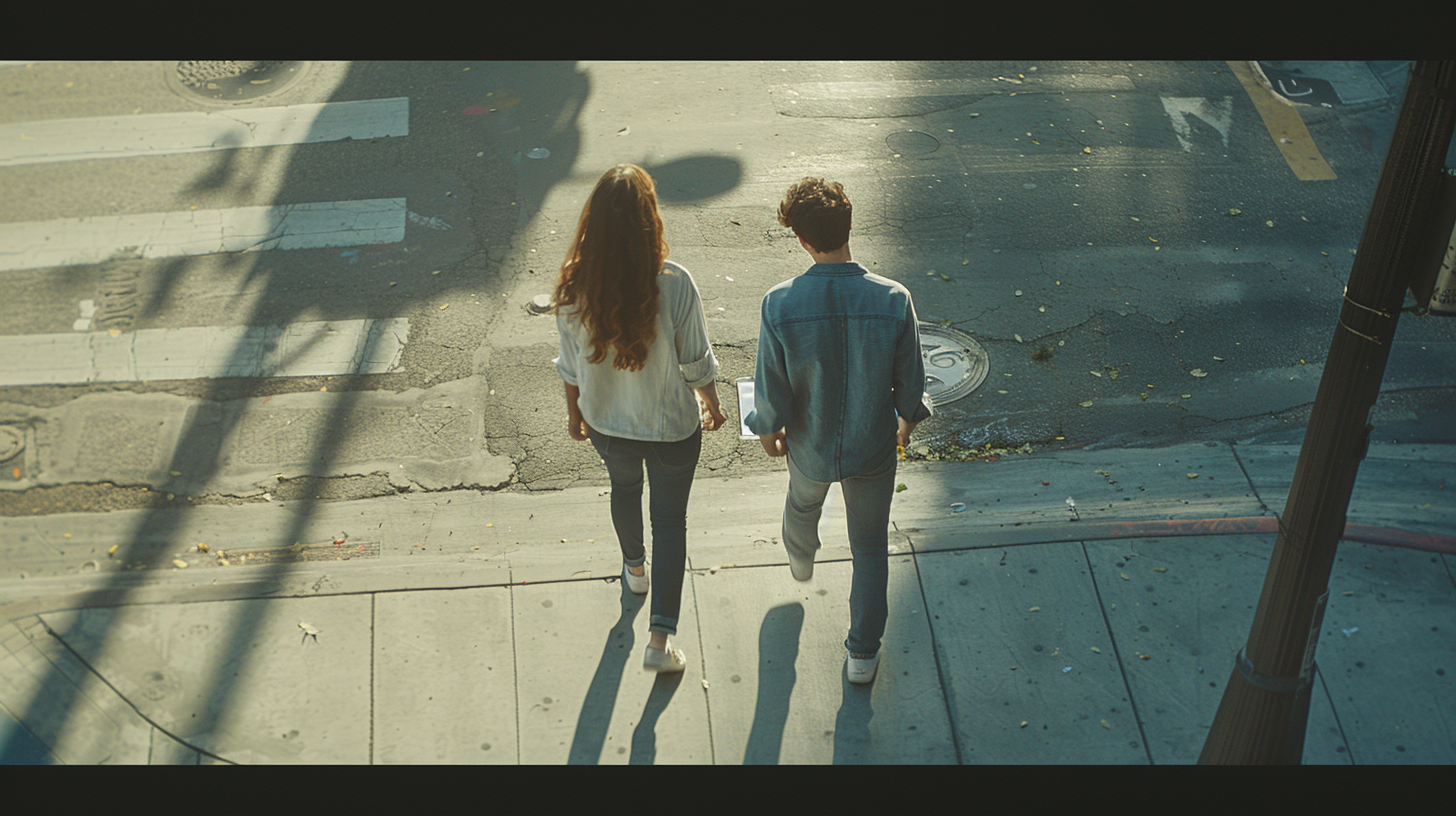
[778,178,851,253]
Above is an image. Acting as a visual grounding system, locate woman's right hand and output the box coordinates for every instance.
[568,413,591,441]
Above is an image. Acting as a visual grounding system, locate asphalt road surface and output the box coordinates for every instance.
[1,60,1453,517]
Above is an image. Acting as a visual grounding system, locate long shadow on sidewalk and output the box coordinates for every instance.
[743,602,803,764]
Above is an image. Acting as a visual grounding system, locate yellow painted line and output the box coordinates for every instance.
[1226,60,1337,180]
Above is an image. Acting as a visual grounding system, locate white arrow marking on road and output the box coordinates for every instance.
[0,199,406,272]
[0,318,410,386]
[1161,96,1233,153]
[0,97,409,166]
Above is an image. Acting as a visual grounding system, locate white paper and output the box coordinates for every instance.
[736,377,755,439]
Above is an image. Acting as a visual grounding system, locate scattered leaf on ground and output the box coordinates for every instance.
[173,560,188,569]
[1187,473,1199,479]
[1120,573,1129,580]
[1079,401,1093,407]
[1153,567,1168,572]
[1229,208,1241,216]
[1090,371,1102,377]
[1091,647,1102,653]
[896,483,907,493]
[1101,720,1111,729]
[1190,369,1208,377]
[1139,654,1151,660]
[1029,606,1041,612]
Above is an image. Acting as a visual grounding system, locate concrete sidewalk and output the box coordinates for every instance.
[0,440,1451,764]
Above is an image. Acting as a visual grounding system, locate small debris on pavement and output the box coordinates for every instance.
[950,502,967,513]
[1343,628,1359,637]
[299,622,319,644]
[172,560,188,569]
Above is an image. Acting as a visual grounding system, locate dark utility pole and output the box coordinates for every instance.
[1200,61,1456,764]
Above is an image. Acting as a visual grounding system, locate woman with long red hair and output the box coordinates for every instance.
[554,164,727,673]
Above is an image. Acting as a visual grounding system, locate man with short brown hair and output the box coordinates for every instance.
[746,177,933,684]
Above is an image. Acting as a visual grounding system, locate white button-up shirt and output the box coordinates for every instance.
[555,261,718,442]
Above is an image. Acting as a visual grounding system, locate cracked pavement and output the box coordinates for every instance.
[2,61,1455,519]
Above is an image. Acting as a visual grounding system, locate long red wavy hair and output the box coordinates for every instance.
[553,164,668,372]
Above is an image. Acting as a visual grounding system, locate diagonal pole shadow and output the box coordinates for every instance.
[0,60,588,764]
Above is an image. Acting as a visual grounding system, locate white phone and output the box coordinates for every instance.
[735,377,755,439]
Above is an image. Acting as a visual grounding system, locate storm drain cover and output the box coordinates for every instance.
[170,61,309,105]
[887,130,941,156]
[0,426,22,463]
[918,323,988,405]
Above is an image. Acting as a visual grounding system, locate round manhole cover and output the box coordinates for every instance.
[168,61,310,105]
[919,323,989,405]
[0,426,22,463]
[886,130,940,156]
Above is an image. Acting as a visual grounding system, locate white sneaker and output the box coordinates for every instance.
[847,649,880,684]
[643,641,686,673]
[623,561,649,594]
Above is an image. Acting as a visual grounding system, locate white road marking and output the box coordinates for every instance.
[0,318,410,386]
[0,198,406,272]
[771,75,1135,101]
[1161,97,1233,153]
[0,97,409,166]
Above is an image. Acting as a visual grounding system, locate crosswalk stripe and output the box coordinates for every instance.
[0,198,406,272]
[0,318,410,386]
[0,97,409,167]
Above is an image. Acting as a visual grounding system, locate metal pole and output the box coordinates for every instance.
[1199,61,1456,764]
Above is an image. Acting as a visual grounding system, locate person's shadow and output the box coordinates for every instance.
[629,670,682,765]
[832,663,876,763]
[743,602,804,765]
[567,584,641,764]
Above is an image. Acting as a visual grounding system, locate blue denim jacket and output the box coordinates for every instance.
[745,262,932,483]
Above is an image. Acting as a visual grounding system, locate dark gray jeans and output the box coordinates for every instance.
[590,427,701,636]
[782,448,897,656]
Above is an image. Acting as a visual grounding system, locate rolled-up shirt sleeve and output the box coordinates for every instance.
[672,270,717,389]
[893,295,933,423]
[554,311,580,386]
[746,296,791,434]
